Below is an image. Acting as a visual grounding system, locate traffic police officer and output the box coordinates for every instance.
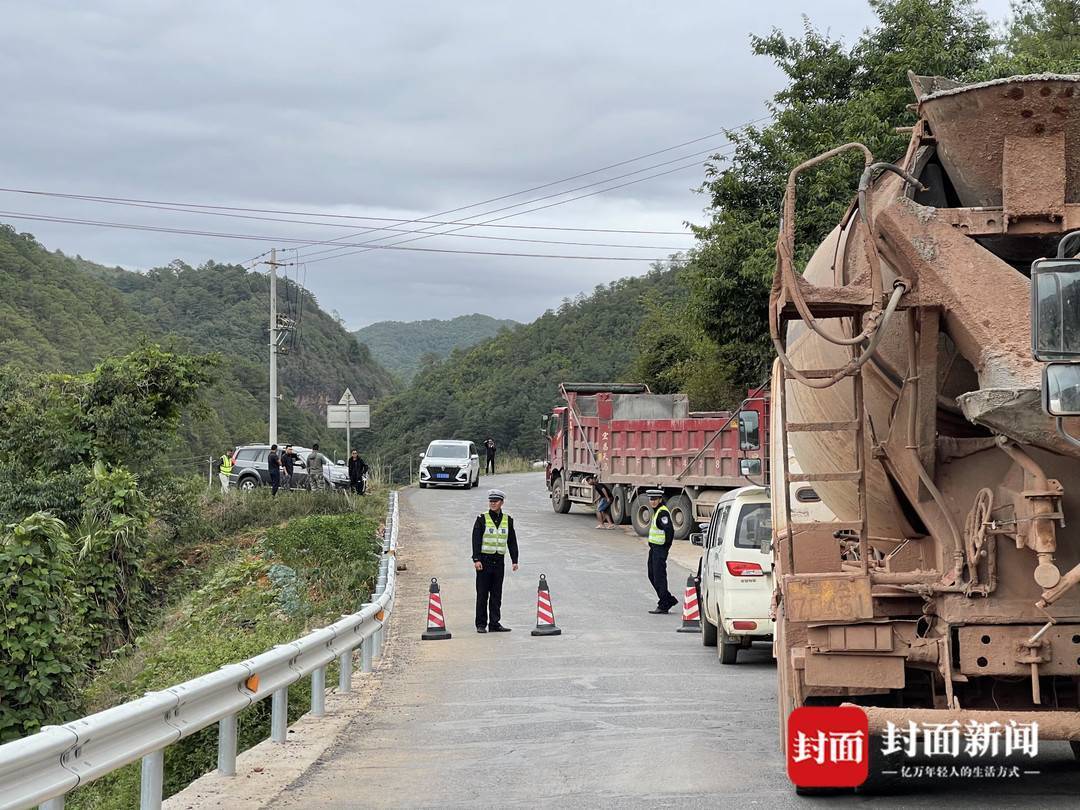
[472,488,519,633]
[645,488,677,613]
[218,451,233,492]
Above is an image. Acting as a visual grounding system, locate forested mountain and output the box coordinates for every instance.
[353,313,518,382]
[0,225,397,458]
[356,268,684,469]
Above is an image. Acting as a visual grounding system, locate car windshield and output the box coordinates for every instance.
[734,503,771,550]
[427,443,468,459]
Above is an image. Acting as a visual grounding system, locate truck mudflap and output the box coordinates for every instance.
[842,705,1080,741]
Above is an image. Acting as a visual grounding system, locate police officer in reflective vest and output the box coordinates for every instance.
[645,488,677,613]
[218,451,233,492]
[472,488,519,633]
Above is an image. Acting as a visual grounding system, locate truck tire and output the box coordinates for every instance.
[667,493,693,540]
[630,493,652,537]
[551,477,572,513]
[610,485,630,525]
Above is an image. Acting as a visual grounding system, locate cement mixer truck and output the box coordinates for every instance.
[769,72,1080,760]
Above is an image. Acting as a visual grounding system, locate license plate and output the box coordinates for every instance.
[435,473,450,479]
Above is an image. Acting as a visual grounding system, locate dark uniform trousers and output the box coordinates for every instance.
[475,552,506,629]
[647,545,675,607]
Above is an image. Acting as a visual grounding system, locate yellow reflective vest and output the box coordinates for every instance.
[648,504,670,546]
[481,512,510,555]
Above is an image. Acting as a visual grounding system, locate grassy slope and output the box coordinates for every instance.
[69,489,388,808]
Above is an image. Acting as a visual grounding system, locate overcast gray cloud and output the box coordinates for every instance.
[0,0,1012,327]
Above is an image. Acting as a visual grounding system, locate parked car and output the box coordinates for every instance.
[228,445,349,491]
[691,486,774,664]
[417,440,480,489]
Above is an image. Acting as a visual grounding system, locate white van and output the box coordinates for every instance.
[692,486,774,664]
[418,440,480,489]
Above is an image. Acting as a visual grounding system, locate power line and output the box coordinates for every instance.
[0,210,679,262]
[295,141,738,262]
[0,192,685,250]
[299,151,716,266]
[0,187,694,236]
[251,116,762,263]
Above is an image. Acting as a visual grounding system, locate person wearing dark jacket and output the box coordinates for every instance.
[471,488,518,633]
[483,437,496,474]
[282,445,296,490]
[267,444,281,497]
[347,450,368,495]
[645,488,677,613]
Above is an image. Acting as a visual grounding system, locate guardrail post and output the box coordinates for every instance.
[140,749,164,810]
[271,687,288,743]
[311,666,326,717]
[41,798,65,810]
[218,712,238,775]
[361,636,373,673]
[338,650,353,692]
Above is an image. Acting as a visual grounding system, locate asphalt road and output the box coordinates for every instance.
[274,473,1079,809]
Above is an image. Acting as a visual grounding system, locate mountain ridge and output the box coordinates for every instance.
[353,312,518,382]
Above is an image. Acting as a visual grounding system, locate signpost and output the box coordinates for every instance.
[327,388,370,458]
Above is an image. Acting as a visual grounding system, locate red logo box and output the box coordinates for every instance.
[787,706,869,788]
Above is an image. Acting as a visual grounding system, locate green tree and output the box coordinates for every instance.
[993,0,1080,74]
[679,0,995,394]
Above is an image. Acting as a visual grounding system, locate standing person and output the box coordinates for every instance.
[645,488,677,613]
[281,445,296,491]
[307,443,325,491]
[471,488,518,633]
[267,444,281,497]
[348,449,368,495]
[484,437,496,475]
[218,450,233,493]
[587,474,615,529]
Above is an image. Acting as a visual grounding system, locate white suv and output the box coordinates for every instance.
[418,440,480,489]
[692,486,774,664]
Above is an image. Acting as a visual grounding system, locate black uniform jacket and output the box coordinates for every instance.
[471,511,519,563]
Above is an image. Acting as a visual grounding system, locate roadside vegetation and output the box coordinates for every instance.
[68,503,386,809]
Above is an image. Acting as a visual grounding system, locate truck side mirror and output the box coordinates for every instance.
[1043,363,1080,416]
[1032,257,1080,362]
[740,458,762,477]
[738,410,760,451]
[761,535,774,555]
[690,532,704,547]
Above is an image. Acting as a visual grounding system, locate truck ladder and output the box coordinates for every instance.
[776,350,871,577]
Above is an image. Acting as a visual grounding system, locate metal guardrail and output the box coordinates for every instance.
[0,491,401,810]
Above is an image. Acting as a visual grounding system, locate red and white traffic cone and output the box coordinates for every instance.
[676,574,701,633]
[531,573,562,636]
[421,577,451,640]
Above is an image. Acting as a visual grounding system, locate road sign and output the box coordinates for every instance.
[327,404,369,429]
[339,388,358,405]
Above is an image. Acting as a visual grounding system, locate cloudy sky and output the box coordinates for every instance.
[1,1,1011,327]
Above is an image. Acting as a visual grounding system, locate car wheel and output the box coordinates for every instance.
[701,614,718,647]
[239,476,259,491]
[630,493,653,537]
[720,623,739,665]
[699,561,717,647]
[472,472,479,488]
[551,477,571,513]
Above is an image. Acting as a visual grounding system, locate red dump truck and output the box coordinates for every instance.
[543,383,769,539]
